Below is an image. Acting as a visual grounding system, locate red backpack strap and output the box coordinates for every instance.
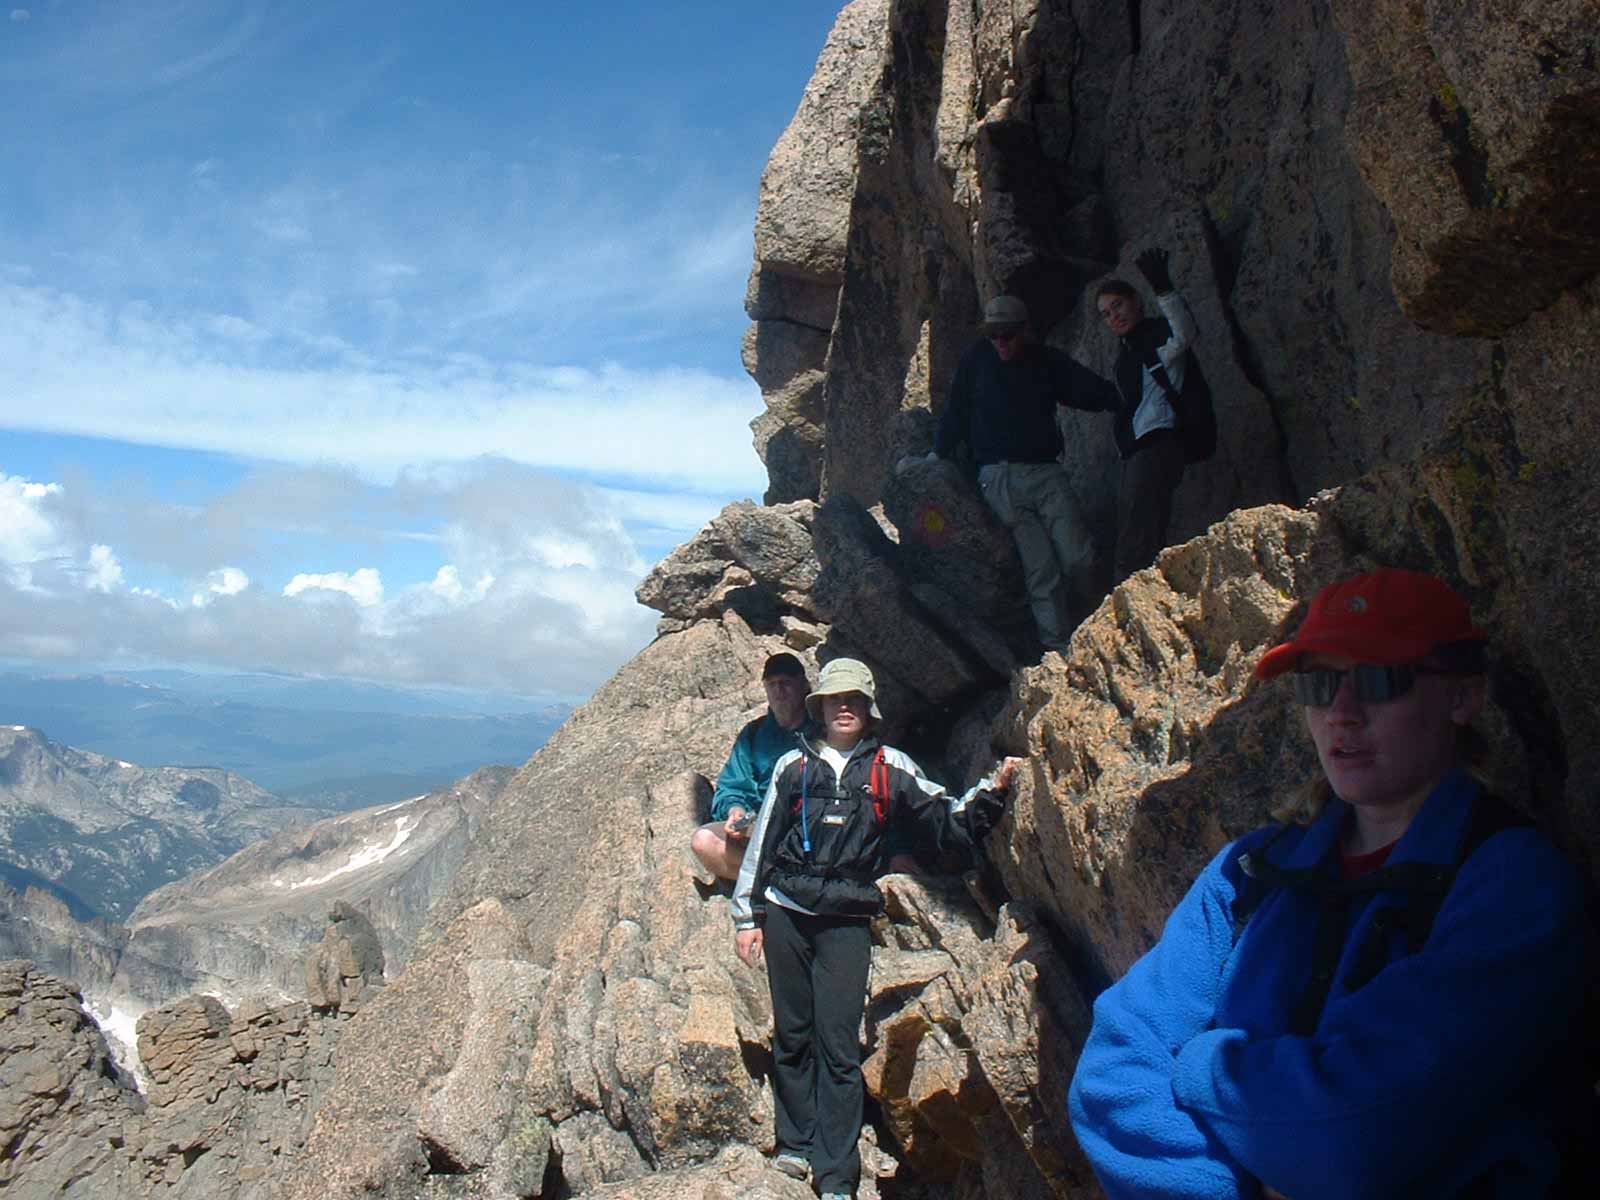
[870,747,890,826]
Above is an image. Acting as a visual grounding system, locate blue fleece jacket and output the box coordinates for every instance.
[1068,770,1586,1199]
[709,712,812,822]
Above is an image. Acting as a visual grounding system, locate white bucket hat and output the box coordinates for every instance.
[804,657,882,721]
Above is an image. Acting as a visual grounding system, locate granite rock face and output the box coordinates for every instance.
[1334,0,1600,334]
[9,2,1600,1198]
[0,960,143,1198]
[0,958,347,1200]
[746,0,893,503]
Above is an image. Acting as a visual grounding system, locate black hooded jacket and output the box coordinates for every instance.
[730,735,1010,925]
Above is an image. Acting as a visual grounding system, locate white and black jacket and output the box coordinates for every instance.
[731,734,1011,929]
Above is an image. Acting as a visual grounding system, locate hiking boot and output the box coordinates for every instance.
[771,1152,809,1181]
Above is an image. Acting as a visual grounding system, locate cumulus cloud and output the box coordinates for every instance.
[426,565,491,604]
[284,567,383,608]
[192,567,249,607]
[0,473,65,566]
[0,460,666,697]
[86,544,124,593]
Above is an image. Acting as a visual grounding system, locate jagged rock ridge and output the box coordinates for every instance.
[0,725,320,922]
[4,2,1598,1198]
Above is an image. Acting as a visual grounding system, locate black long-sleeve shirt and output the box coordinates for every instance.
[935,338,1116,466]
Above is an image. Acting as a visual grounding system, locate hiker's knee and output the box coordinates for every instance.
[690,823,724,865]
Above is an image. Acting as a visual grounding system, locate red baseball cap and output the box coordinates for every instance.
[1255,568,1487,680]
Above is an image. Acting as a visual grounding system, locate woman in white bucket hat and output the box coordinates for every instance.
[731,657,1023,1199]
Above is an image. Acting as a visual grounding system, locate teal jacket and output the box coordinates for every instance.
[709,712,812,822]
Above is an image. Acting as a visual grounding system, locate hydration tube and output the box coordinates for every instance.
[800,759,812,855]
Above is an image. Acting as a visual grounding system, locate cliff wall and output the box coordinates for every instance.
[5,3,1597,1198]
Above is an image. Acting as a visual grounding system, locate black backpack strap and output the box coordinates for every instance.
[1456,790,1531,858]
[1236,792,1532,1008]
[1230,824,1298,936]
[1338,794,1533,1000]
[1287,892,1354,1036]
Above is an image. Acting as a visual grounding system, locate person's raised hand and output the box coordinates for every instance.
[994,756,1025,791]
[1134,246,1174,293]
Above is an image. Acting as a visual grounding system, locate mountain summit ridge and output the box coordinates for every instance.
[5,1,1599,1196]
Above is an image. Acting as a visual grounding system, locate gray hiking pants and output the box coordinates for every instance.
[979,461,1095,648]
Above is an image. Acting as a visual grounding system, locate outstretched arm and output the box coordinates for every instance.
[887,750,1021,859]
[1053,352,1118,413]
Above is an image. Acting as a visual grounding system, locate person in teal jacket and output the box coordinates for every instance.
[1068,568,1589,1198]
[691,652,816,880]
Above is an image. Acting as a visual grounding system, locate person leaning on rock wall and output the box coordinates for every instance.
[1095,247,1215,583]
[731,657,1022,1200]
[930,294,1119,653]
[691,652,817,881]
[1067,568,1591,1199]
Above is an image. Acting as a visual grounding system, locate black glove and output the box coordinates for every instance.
[1135,247,1174,293]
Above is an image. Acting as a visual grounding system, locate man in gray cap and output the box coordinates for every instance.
[934,294,1117,652]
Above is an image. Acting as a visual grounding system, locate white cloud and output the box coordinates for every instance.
[0,281,768,495]
[192,566,248,606]
[0,460,673,694]
[284,567,383,608]
[86,544,124,593]
[0,473,65,565]
[426,565,491,604]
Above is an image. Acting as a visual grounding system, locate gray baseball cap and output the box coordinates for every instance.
[983,295,1028,330]
[805,657,882,720]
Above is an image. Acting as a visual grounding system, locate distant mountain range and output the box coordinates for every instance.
[0,670,567,1060]
[1,763,513,1067]
[0,669,569,804]
[0,724,325,921]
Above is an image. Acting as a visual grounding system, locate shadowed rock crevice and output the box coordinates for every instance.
[11,3,1600,1198]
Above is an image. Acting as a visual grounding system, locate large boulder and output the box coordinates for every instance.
[304,902,385,1013]
[1334,0,1600,333]
[635,501,820,633]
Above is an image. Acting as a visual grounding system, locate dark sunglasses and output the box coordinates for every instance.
[1291,664,1443,707]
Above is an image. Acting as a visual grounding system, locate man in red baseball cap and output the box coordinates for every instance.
[1069,567,1589,1199]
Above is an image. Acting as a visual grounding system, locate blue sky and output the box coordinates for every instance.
[1,1,847,700]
